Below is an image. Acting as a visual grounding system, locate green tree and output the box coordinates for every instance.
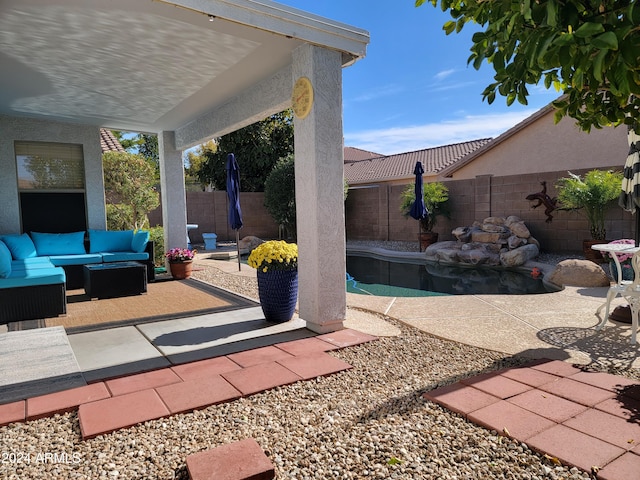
[111,131,159,178]
[198,110,294,192]
[418,0,640,131]
[103,151,160,230]
[264,155,296,239]
[185,140,216,190]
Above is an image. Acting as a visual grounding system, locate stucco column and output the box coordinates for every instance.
[158,131,188,253]
[293,44,346,334]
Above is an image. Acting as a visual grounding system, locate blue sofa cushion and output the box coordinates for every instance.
[1,233,37,259]
[31,231,86,256]
[100,252,149,262]
[89,230,134,253]
[48,253,103,266]
[11,257,55,271]
[0,266,66,289]
[0,241,11,278]
[131,230,150,253]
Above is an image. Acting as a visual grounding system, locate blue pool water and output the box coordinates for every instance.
[346,254,558,297]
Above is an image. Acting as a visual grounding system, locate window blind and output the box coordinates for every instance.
[15,141,85,190]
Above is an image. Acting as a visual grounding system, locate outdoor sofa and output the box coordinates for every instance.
[0,230,155,324]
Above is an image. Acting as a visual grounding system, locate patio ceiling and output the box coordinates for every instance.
[0,0,368,140]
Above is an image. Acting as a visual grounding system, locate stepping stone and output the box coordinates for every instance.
[186,438,274,480]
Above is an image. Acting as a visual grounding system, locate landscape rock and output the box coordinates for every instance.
[500,244,539,267]
[237,235,264,254]
[508,221,531,238]
[546,259,610,287]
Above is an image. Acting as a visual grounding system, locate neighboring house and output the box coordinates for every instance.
[99,129,125,154]
[343,146,382,162]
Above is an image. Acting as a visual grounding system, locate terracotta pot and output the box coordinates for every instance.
[583,239,606,263]
[419,232,439,252]
[169,260,193,279]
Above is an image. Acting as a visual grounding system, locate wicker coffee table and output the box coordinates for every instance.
[83,262,147,299]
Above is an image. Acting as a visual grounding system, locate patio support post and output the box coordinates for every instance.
[158,131,188,252]
[292,44,346,334]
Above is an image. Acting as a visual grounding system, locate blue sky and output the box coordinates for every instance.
[278,1,561,155]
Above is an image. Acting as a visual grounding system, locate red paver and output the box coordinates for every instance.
[316,328,378,348]
[276,352,352,380]
[530,359,582,377]
[156,374,241,414]
[222,362,302,396]
[226,345,294,368]
[508,389,588,423]
[500,366,559,387]
[569,371,640,393]
[467,400,556,441]
[526,424,625,473]
[274,337,339,356]
[0,401,25,426]
[595,396,640,421]
[563,408,640,450]
[460,371,532,399]
[422,383,500,416]
[598,451,640,480]
[78,389,170,439]
[171,356,242,382]
[105,368,182,396]
[26,383,111,420]
[186,438,274,480]
[539,377,616,407]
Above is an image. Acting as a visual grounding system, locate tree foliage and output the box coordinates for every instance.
[197,110,294,192]
[418,0,640,131]
[103,151,160,231]
[399,181,451,232]
[111,131,159,178]
[264,154,296,239]
[185,140,216,190]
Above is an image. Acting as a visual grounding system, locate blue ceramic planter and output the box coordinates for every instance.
[257,269,298,323]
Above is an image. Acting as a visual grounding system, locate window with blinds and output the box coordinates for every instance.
[15,141,85,191]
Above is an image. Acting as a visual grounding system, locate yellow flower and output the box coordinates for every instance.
[248,240,298,273]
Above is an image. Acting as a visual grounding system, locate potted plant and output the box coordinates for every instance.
[555,169,624,261]
[400,181,451,250]
[166,247,196,279]
[248,240,298,323]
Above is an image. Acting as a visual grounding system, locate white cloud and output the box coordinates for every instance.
[344,110,539,155]
[434,69,456,81]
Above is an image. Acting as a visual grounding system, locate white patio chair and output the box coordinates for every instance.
[595,245,635,327]
[618,250,640,345]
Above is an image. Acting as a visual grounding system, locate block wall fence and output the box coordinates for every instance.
[148,166,635,254]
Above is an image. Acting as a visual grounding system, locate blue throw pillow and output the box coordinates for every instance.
[0,233,37,259]
[31,231,86,256]
[0,241,11,278]
[131,230,150,253]
[89,229,134,253]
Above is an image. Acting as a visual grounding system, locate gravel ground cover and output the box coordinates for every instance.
[0,243,633,480]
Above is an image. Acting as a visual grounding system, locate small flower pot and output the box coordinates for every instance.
[169,261,193,280]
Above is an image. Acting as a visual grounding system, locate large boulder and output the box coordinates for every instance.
[237,236,264,254]
[546,259,610,287]
[500,243,539,267]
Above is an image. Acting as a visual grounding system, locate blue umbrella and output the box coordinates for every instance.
[409,161,428,220]
[226,153,243,271]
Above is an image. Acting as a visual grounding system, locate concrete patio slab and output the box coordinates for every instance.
[0,326,85,404]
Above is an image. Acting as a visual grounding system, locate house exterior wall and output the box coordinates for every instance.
[0,115,105,234]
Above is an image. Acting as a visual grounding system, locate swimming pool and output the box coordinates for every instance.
[346,253,559,297]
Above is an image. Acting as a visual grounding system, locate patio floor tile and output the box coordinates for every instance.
[78,389,170,439]
[563,408,640,450]
[315,328,378,348]
[186,438,274,480]
[526,424,625,473]
[569,371,640,392]
[156,374,241,415]
[274,337,340,356]
[507,389,588,423]
[276,352,352,380]
[594,396,640,421]
[226,345,294,368]
[221,362,302,396]
[171,356,242,382]
[0,401,25,426]
[105,368,182,396]
[26,383,111,420]
[460,371,533,399]
[422,383,500,416]
[530,359,582,377]
[597,451,640,480]
[539,377,616,407]
[499,366,560,387]
[467,400,556,441]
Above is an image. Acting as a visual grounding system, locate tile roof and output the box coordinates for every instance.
[344,138,492,184]
[344,146,383,162]
[100,128,125,153]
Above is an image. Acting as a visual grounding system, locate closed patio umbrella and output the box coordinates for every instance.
[619,127,640,246]
[409,161,428,221]
[226,153,243,271]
